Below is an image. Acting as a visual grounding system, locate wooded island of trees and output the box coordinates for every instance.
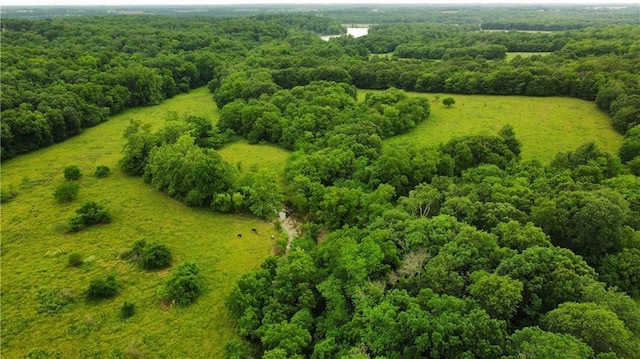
[2,3,640,359]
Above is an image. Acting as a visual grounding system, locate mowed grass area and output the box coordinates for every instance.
[0,87,284,358]
[378,91,623,162]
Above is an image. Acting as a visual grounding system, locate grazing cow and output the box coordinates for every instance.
[237,233,242,237]
[271,235,275,239]
[251,228,257,233]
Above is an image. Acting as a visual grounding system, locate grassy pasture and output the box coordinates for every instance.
[506,52,552,60]
[376,91,622,162]
[217,140,290,178]
[0,88,280,358]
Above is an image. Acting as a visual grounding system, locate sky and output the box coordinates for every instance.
[4,0,640,7]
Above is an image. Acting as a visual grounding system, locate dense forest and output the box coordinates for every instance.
[2,4,640,359]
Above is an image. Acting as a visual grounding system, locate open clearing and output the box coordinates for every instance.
[506,52,552,60]
[1,87,622,358]
[378,92,622,162]
[0,88,279,358]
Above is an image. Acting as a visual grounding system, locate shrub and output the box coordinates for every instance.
[0,186,18,203]
[94,165,110,178]
[36,288,75,314]
[139,242,173,270]
[131,239,147,258]
[443,97,456,108]
[86,274,118,300]
[68,252,83,267]
[120,301,135,319]
[64,165,82,180]
[158,263,204,306]
[54,181,80,203]
[67,201,112,233]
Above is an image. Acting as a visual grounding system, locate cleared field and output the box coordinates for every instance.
[378,92,623,162]
[217,140,290,178]
[0,88,280,358]
[506,52,552,60]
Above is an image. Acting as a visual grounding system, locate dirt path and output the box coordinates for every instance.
[279,211,299,252]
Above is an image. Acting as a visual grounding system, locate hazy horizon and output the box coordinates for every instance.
[4,0,640,7]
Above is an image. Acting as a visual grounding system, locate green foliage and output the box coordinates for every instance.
[0,186,18,203]
[224,340,255,359]
[492,220,552,251]
[531,189,630,264]
[506,326,594,359]
[628,156,640,176]
[143,135,235,206]
[86,274,118,300]
[120,301,135,319]
[36,288,75,314]
[469,271,523,321]
[599,248,640,298]
[53,181,79,203]
[67,201,112,233]
[442,97,456,107]
[496,246,598,324]
[541,302,637,357]
[158,263,205,306]
[119,120,158,176]
[619,125,640,163]
[139,242,173,270]
[63,165,82,180]
[94,165,110,178]
[67,252,83,267]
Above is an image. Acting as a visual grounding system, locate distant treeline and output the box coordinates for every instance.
[2,12,639,162]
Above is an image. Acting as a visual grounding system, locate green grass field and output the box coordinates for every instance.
[378,92,622,162]
[0,88,280,358]
[1,86,622,358]
[506,52,552,60]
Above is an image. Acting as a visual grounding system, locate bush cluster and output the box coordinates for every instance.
[54,181,80,203]
[120,301,135,319]
[94,165,110,178]
[124,239,173,270]
[67,201,112,233]
[68,252,83,267]
[63,165,82,181]
[158,263,204,306]
[86,274,118,300]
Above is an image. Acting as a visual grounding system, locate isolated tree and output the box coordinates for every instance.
[442,97,456,108]
[158,262,204,306]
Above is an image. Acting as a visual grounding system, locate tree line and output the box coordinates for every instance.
[3,13,640,161]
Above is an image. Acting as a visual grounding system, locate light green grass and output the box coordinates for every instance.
[0,88,280,358]
[217,140,290,177]
[373,91,623,162]
[506,52,552,60]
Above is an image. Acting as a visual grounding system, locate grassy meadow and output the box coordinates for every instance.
[506,52,551,60]
[0,88,283,358]
[378,92,623,162]
[1,86,622,358]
